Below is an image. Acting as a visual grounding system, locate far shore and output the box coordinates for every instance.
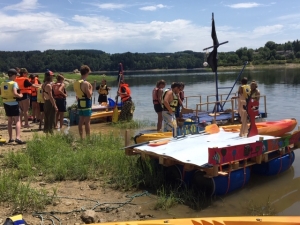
[89,63,300,74]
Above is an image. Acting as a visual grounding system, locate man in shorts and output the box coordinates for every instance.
[73,65,93,139]
[0,69,26,144]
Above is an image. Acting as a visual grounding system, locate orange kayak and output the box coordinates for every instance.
[134,119,297,144]
[93,216,300,225]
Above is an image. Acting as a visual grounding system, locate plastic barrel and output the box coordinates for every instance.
[108,97,123,108]
[212,167,251,196]
[252,151,295,176]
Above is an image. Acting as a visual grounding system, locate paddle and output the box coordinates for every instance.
[112,63,123,123]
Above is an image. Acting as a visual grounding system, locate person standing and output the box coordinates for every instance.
[250,80,260,101]
[96,79,111,105]
[175,82,185,121]
[36,84,45,130]
[52,74,67,129]
[0,69,25,144]
[42,70,58,134]
[15,68,40,128]
[152,80,166,132]
[232,77,251,137]
[73,65,93,139]
[29,74,41,123]
[118,80,134,121]
[162,82,181,132]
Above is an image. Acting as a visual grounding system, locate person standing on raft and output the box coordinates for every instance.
[73,65,93,139]
[153,80,166,132]
[232,77,251,137]
[162,82,182,132]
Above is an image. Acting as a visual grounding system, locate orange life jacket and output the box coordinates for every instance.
[119,83,131,102]
[52,82,66,99]
[15,77,32,94]
[30,77,39,96]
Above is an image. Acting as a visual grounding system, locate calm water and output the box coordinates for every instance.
[67,68,300,216]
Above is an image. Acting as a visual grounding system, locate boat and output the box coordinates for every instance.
[126,125,300,195]
[90,110,121,120]
[93,216,300,225]
[134,119,297,144]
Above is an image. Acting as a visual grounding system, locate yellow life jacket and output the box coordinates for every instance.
[98,85,108,95]
[0,81,17,103]
[162,89,178,112]
[73,79,92,109]
[37,86,45,103]
[241,84,251,99]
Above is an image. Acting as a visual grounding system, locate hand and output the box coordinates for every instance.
[168,110,173,115]
[55,106,58,112]
[19,93,23,98]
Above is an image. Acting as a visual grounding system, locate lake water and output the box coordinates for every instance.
[66,67,300,216]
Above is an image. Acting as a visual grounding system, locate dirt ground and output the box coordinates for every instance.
[0,113,160,225]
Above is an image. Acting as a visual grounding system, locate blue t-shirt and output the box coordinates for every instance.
[3,80,19,106]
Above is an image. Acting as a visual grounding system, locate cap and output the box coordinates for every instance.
[20,68,28,74]
[7,68,18,76]
[45,70,54,76]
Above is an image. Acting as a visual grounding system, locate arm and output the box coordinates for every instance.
[157,89,163,105]
[58,83,67,97]
[46,84,58,111]
[24,80,41,88]
[163,91,174,114]
[13,83,23,98]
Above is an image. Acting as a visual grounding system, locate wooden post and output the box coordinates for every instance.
[125,129,130,146]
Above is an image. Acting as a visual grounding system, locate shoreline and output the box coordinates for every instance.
[91,63,300,74]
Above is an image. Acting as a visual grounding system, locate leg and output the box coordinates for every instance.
[7,117,13,140]
[84,117,91,137]
[18,101,24,126]
[157,111,163,131]
[78,116,84,139]
[59,112,64,128]
[55,111,60,128]
[22,98,30,127]
[13,116,21,140]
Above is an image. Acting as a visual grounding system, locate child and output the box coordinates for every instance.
[96,79,111,105]
[52,74,67,129]
[36,85,45,130]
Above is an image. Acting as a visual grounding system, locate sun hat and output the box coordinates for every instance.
[7,68,18,76]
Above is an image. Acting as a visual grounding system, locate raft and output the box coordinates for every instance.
[94,216,300,225]
[134,119,297,144]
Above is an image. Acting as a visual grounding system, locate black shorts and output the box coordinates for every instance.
[98,94,108,103]
[31,96,37,102]
[4,103,20,117]
[154,104,163,113]
[39,103,44,112]
[17,93,30,101]
[55,98,67,112]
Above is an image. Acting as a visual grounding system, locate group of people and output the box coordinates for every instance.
[152,80,185,132]
[0,68,67,143]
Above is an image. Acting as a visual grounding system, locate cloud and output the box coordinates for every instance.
[3,0,39,12]
[252,24,283,37]
[94,3,127,10]
[139,4,166,11]
[227,2,261,9]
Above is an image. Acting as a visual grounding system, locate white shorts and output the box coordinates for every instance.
[162,111,176,132]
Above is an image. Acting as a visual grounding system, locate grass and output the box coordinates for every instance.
[112,119,155,129]
[245,197,276,216]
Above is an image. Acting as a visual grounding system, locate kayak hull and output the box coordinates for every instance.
[93,216,300,225]
[134,119,297,144]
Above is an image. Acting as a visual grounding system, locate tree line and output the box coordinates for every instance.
[1,40,300,73]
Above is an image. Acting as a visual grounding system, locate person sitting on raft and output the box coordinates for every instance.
[96,79,111,105]
[162,82,182,132]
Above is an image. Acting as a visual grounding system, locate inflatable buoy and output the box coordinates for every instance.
[0,135,6,145]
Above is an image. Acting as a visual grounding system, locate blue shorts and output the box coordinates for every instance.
[78,109,92,117]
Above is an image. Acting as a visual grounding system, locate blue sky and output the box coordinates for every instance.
[0,0,300,53]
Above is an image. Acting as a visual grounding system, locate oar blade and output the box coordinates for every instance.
[112,106,119,123]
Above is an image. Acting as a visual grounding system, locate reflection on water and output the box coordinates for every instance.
[66,68,300,216]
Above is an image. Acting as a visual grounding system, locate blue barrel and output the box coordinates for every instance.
[212,167,251,196]
[252,151,295,176]
[108,98,123,108]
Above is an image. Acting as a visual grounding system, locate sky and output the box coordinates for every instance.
[1,0,300,54]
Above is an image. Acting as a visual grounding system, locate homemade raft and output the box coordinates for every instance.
[125,127,300,196]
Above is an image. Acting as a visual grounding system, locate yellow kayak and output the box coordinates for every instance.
[134,119,297,144]
[90,110,121,120]
[93,216,300,225]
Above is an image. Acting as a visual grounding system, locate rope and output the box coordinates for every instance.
[33,191,149,224]
[225,162,232,195]
[242,159,247,188]
[277,149,283,175]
